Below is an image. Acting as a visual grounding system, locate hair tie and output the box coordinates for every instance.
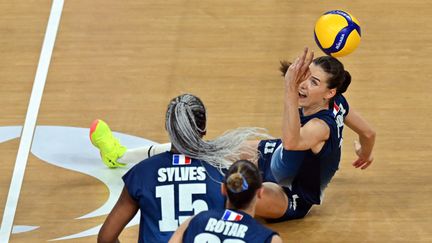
[241,175,249,191]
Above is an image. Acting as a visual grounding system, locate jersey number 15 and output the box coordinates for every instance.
[156,183,208,231]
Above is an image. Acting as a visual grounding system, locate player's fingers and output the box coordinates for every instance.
[352,158,360,166]
[361,161,372,170]
[293,49,306,75]
[304,50,314,66]
[289,57,299,70]
[300,50,313,76]
[298,48,308,69]
[352,158,364,167]
[295,56,302,71]
[301,69,311,81]
[299,47,307,65]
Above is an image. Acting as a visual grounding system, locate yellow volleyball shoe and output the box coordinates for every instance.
[90,119,127,168]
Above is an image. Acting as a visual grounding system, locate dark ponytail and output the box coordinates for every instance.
[225,160,262,210]
[279,60,292,77]
[312,56,351,95]
[338,70,351,94]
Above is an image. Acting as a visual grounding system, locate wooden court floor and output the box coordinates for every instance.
[1,0,431,242]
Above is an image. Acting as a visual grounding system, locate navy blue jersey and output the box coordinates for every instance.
[267,94,350,205]
[291,94,349,204]
[123,152,226,243]
[183,209,278,243]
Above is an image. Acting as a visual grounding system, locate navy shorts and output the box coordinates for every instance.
[266,186,313,223]
[258,139,313,222]
[257,139,282,183]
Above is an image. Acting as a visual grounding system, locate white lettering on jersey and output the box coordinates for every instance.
[264,141,277,154]
[334,103,347,147]
[290,194,299,211]
[205,218,248,238]
[157,166,206,182]
[156,183,208,231]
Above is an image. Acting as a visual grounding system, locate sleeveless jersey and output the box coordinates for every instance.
[264,94,349,205]
[123,152,226,242]
[289,94,349,204]
[183,209,278,243]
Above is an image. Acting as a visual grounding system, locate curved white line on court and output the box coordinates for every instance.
[1,125,153,240]
[48,217,139,241]
[31,126,153,240]
[0,126,22,143]
[31,126,156,219]
[48,224,103,241]
[11,225,39,234]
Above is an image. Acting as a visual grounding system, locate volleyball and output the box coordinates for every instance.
[314,10,361,57]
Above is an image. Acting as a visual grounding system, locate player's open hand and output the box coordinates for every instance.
[284,47,314,89]
[352,140,374,170]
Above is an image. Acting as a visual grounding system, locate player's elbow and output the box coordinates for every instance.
[97,235,109,243]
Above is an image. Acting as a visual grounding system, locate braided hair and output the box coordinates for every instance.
[165,94,270,170]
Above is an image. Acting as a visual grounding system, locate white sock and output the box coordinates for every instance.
[118,143,172,164]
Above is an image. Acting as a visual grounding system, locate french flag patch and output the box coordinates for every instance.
[333,102,340,117]
[172,154,192,165]
[222,209,243,221]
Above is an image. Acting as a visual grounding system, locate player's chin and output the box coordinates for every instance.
[298,98,308,107]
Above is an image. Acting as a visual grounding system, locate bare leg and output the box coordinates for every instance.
[255,182,288,219]
[118,143,171,164]
[243,140,288,218]
[120,140,260,165]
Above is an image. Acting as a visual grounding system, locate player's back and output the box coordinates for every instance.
[122,151,226,243]
[183,209,278,243]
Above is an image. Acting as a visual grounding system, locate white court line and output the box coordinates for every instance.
[0,0,64,242]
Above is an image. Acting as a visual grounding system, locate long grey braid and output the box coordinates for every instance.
[165,93,271,170]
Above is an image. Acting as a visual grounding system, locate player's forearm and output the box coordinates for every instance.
[169,217,191,243]
[358,128,376,158]
[282,87,301,149]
